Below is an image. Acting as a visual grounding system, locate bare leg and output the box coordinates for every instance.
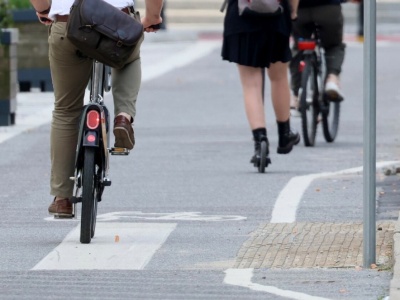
[267,61,291,122]
[237,64,265,129]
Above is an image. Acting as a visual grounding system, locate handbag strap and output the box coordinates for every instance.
[220,0,228,12]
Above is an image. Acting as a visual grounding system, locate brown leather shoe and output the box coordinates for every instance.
[48,198,73,218]
[113,115,135,150]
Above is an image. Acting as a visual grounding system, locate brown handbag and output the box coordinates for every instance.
[66,0,143,69]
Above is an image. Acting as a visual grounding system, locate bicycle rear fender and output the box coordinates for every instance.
[75,103,108,171]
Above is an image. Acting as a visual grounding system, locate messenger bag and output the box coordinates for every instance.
[66,0,143,69]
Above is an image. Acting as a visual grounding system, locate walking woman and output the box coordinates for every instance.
[221,0,300,170]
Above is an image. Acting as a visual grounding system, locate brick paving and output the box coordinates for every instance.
[234,222,395,269]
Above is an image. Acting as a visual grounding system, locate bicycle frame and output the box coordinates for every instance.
[298,28,326,105]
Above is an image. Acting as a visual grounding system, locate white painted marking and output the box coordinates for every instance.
[44,211,246,222]
[141,40,220,81]
[97,211,246,222]
[32,222,176,270]
[271,161,400,223]
[224,268,331,300]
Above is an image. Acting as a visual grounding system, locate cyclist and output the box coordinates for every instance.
[221,0,300,168]
[289,0,357,113]
[29,0,163,217]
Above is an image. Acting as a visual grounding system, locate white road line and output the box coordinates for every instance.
[270,161,400,223]
[32,222,176,270]
[224,269,331,300]
[96,211,246,222]
[141,40,220,81]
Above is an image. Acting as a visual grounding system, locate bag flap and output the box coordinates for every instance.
[238,0,283,15]
[79,0,143,46]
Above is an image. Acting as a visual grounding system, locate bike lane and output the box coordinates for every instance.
[3,29,400,299]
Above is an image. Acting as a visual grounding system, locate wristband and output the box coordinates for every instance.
[37,7,51,14]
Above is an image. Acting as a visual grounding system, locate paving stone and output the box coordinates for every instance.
[234,222,395,269]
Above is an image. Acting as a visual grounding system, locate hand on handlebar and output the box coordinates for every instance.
[36,12,52,25]
[141,16,163,32]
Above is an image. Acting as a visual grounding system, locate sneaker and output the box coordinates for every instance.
[113,115,135,150]
[48,198,73,218]
[325,80,344,102]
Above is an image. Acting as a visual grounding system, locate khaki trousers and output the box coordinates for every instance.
[48,21,143,197]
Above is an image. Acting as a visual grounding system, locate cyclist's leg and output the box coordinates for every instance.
[48,22,92,200]
[111,34,144,150]
[313,5,345,90]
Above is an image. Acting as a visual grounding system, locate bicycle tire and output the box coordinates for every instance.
[322,100,340,143]
[299,57,319,147]
[80,147,97,244]
[91,192,98,238]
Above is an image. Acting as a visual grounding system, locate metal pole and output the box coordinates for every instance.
[363,0,377,268]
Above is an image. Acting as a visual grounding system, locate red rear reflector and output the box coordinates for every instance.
[298,40,316,51]
[87,110,100,129]
[87,134,96,143]
[299,61,306,72]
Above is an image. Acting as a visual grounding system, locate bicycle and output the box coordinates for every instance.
[296,25,342,147]
[69,60,129,244]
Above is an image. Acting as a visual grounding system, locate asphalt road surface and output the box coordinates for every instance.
[1,31,400,299]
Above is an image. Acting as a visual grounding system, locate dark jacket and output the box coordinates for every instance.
[299,0,344,8]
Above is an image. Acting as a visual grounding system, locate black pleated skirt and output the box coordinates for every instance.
[221,30,292,68]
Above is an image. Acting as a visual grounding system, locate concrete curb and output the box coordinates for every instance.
[391,213,400,299]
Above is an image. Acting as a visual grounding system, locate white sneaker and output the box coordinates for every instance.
[325,81,344,102]
[290,95,301,117]
[290,107,301,118]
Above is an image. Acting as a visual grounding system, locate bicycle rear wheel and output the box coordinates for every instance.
[299,57,319,147]
[80,147,98,244]
[322,100,340,142]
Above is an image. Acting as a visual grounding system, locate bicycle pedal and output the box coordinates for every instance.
[69,196,82,204]
[103,178,112,186]
[54,214,74,219]
[110,147,130,155]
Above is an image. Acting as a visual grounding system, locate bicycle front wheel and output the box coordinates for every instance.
[80,147,98,244]
[322,100,340,143]
[299,57,319,147]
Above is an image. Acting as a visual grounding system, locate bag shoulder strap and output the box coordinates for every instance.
[220,0,228,12]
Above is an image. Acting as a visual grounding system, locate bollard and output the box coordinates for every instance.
[0,28,18,126]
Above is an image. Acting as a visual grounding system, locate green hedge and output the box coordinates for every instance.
[0,0,13,28]
[10,0,32,9]
[1,0,34,29]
